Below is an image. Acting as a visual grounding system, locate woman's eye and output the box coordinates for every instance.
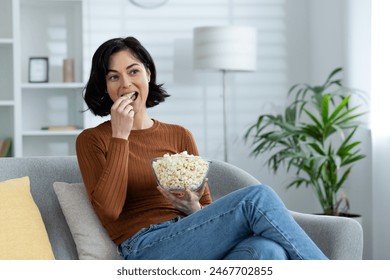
[129,69,139,75]
[107,75,118,81]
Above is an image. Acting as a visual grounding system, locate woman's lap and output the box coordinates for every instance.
[119,184,327,260]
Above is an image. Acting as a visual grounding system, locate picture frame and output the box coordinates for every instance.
[29,57,49,83]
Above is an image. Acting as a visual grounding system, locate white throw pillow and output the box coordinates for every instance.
[53,182,123,260]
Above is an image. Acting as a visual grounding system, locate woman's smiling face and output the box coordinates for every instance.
[105,49,151,112]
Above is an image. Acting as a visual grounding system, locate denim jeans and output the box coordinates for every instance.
[119,185,328,260]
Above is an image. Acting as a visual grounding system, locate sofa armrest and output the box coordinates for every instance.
[290,211,363,260]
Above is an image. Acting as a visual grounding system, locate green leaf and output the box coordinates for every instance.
[321,94,330,124]
[328,95,351,122]
[323,67,343,87]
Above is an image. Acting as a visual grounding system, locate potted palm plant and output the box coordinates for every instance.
[244,68,366,216]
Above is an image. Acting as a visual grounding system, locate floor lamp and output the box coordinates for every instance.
[193,26,257,162]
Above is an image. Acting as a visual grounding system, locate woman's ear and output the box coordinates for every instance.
[147,69,151,82]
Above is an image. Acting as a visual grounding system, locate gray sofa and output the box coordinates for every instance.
[0,156,363,259]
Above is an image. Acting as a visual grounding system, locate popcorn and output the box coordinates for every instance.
[151,151,210,191]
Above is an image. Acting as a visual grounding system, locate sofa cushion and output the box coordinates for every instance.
[0,176,55,260]
[53,182,123,260]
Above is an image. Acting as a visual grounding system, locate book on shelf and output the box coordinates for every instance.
[41,125,81,131]
[0,138,12,157]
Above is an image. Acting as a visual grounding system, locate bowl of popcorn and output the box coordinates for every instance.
[151,151,210,192]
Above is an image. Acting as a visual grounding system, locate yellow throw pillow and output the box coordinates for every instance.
[0,176,55,260]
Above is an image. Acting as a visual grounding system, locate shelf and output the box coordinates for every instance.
[0,38,13,44]
[0,100,15,106]
[22,130,82,136]
[21,83,85,89]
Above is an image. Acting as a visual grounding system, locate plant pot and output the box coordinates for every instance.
[338,212,363,225]
[316,212,363,225]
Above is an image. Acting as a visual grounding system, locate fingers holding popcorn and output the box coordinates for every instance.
[110,96,135,139]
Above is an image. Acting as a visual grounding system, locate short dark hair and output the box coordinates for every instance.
[83,36,169,116]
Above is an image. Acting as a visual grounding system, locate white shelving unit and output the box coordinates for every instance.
[0,0,16,156]
[1,0,86,157]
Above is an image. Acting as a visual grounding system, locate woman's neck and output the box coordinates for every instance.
[132,114,154,130]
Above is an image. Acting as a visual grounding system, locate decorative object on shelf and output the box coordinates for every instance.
[193,26,257,162]
[244,68,367,217]
[63,58,75,83]
[41,125,80,131]
[129,0,169,9]
[28,57,49,83]
[0,138,12,157]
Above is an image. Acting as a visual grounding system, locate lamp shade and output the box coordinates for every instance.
[193,26,257,72]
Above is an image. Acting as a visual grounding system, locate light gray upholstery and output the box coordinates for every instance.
[0,156,363,260]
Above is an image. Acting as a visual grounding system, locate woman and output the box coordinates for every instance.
[76,36,328,260]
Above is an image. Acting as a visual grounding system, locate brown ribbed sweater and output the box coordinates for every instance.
[76,119,212,245]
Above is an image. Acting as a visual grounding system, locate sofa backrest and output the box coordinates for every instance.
[0,156,81,259]
[207,160,260,200]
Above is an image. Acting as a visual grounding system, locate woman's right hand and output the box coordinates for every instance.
[110,95,135,139]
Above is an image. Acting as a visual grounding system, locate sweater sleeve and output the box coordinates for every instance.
[76,130,129,223]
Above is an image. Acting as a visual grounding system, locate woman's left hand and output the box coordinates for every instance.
[157,179,208,215]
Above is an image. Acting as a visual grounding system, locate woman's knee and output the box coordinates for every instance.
[245,184,276,197]
[242,184,284,206]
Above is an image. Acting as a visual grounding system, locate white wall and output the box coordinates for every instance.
[344,0,373,260]
[371,0,390,260]
[82,0,377,259]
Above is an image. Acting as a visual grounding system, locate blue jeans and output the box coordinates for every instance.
[119,185,328,260]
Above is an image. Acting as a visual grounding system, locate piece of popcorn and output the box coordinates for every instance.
[152,151,209,191]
